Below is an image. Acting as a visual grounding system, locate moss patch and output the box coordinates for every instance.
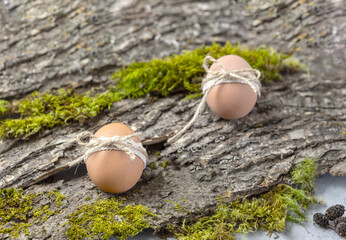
[0,89,116,139]
[0,188,66,238]
[112,42,299,99]
[0,100,9,114]
[65,198,155,240]
[170,158,319,240]
[159,160,168,168]
[166,199,191,214]
[0,42,305,140]
[150,162,157,170]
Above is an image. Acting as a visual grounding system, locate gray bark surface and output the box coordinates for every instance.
[0,0,345,239]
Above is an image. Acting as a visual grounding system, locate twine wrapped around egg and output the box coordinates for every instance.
[68,131,148,168]
[167,56,262,144]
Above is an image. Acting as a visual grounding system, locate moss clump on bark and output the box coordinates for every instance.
[0,42,305,140]
[0,188,66,238]
[170,158,319,240]
[0,89,116,139]
[65,198,155,240]
[0,100,9,114]
[291,157,316,194]
[112,42,302,99]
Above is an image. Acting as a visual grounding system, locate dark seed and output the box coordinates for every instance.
[334,217,346,227]
[336,222,346,237]
[313,213,329,228]
[325,204,345,221]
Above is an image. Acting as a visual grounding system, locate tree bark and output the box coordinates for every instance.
[0,0,345,239]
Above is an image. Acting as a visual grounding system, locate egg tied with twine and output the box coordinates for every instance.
[167,55,261,144]
[70,123,148,193]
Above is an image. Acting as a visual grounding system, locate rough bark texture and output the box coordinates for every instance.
[0,0,345,239]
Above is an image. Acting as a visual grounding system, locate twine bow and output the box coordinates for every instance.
[167,56,261,144]
[69,131,148,168]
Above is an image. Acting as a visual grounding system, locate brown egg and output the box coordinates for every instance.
[206,55,258,120]
[86,123,145,193]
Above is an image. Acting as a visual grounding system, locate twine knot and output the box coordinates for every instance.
[69,131,148,168]
[167,56,261,144]
[201,56,261,97]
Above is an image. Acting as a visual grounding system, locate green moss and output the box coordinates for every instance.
[65,198,155,240]
[282,56,308,73]
[32,191,67,224]
[291,157,317,194]
[0,188,36,238]
[150,162,157,170]
[172,204,236,240]
[0,188,66,238]
[112,42,298,99]
[166,200,190,213]
[156,151,161,158]
[171,158,319,240]
[159,160,168,168]
[0,100,9,114]
[0,42,305,140]
[47,189,67,207]
[0,89,116,139]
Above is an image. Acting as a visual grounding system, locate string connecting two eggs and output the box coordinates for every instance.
[74,55,262,193]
